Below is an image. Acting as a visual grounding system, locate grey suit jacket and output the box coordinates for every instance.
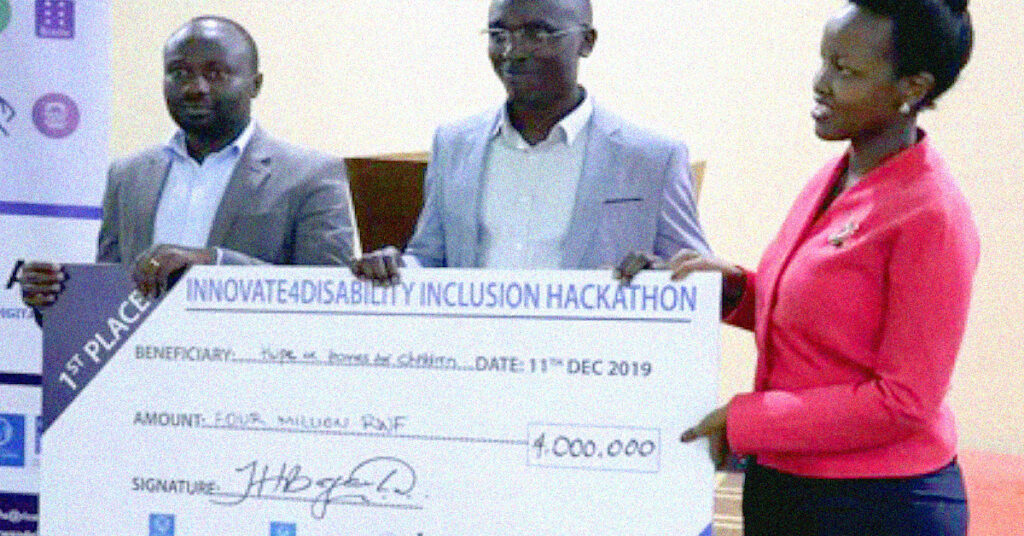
[96,126,356,266]
[405,104,709,268]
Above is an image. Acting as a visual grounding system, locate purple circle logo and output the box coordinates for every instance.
[32,93,79,138]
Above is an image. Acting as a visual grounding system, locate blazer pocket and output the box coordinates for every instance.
[603,197,644,205]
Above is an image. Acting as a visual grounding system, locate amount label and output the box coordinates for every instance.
[526,424,660,473]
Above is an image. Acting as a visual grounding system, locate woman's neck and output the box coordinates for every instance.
[847,117,918,181]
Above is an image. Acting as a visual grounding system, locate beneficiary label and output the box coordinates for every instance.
[135,345,234,361]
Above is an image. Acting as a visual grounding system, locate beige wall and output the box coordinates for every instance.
[111,1,1024,455]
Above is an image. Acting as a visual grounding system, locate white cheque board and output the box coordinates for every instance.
[40,267,720,536]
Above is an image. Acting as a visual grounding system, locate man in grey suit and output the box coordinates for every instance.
[20,16,356,304]
[352,0,707,282]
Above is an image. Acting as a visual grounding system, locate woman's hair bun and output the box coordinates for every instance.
[944,0,968,14]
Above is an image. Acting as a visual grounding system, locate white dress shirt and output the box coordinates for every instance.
[152,121,255,262]
[477,94,594,268]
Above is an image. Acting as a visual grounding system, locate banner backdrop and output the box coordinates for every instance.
[0,1,110,532]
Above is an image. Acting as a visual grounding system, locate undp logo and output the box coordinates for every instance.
[0,0,11,35]
[149,513,175,536]
[0,414,26,467]
[32,93,78,138]
[35,0,73,39]
[270,522,297,536]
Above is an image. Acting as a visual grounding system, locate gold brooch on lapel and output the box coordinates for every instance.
[828,220,860,247]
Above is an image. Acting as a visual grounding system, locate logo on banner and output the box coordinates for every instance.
[0,507,39,525]
[0,414,26,467]
[0,0,12,34]
[270,522,297,536]
[0,493,39,533]
[149,513,175,536]
[32,93,79,138]
[36,0,74,39]
[0,96,14,137]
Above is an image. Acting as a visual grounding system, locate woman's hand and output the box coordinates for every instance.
[681,404,731,469]
[614,249,748,313]
[666,250,741,281]
[666,250,747,312]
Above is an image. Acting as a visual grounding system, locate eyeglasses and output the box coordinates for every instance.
[165,66,233,85]
[482,25,589,51]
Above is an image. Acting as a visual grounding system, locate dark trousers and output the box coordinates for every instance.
[742,459,969,536]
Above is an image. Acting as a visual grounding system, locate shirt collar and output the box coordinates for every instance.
[492,90,594,148]
[165,119,256,161]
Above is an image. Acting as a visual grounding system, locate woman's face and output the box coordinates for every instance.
[811,5,904,142]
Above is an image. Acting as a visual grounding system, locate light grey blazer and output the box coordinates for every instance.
[405,104,709,268]
[96,126,356,266]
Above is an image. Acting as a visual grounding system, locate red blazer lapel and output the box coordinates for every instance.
[752,155,847,386]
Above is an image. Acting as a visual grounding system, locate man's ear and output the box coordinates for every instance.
[579,28,597,58]
[897,71,935,111]
[249,72,264,99]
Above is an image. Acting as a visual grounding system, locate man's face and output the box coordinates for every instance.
[487,0,593,111]
[163,24,260,139]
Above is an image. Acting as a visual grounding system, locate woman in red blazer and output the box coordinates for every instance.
[619,0,978,534]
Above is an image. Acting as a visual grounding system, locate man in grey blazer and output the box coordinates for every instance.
[97,125,355,272]
[403,101,706,269]
[352,0,707,282]
[20,16,356,304]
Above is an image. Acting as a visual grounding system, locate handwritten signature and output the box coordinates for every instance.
[212,457,420,519]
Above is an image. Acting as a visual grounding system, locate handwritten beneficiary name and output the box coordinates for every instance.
[186,277,699,313]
